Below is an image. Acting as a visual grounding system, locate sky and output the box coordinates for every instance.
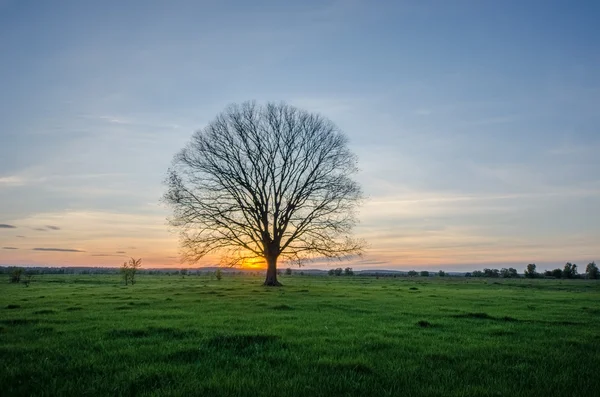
[1,0,599,271]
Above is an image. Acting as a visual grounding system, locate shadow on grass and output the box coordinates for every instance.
[107,327,198,339]
[272,304,294,311]
[453,312,518,322]
[207,334,281,351]
[317,360,374,376]
[453,312,582,326]
[34,309,57,315]
[1,318,40,326]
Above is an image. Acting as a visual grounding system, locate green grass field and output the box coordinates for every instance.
[1,274,599,396]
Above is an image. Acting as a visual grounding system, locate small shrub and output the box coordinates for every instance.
[9,268,24,283]
[215,269,222,281]
[417,320,432,327]
[121,258,142,285]
[23,272,34,287]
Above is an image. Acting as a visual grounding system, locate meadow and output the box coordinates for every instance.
[1,274,599,396]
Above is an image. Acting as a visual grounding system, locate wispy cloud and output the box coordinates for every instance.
[16,235,26,238]
[79,114,183,130]
[462,115,519,126]
[116,251,126,254]
[32,248,85,253]
[31,225,62,231]
[0,176,24,186]
[0,224,16,228]
[2,247,18,250]
[91,253,125,257]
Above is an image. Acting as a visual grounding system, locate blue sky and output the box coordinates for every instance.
[1,0,598,270]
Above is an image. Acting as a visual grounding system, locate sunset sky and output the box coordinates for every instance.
[1,1,598,271]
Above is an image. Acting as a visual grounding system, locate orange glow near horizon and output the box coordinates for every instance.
[240,257,266,269]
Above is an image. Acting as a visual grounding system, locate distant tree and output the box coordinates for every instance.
[328,269,335,276]
[408,270,418,277]
[285,268,292,276]
[344,267,354,276]
[9,268,23,283]
[334,268,343,276]
[472,270,484,277]
[550,268,563,279]
[163,101,364,286]
[501,268,519,278]
[420,271,430,277]
[215,268,223,281]
[483,268,500,278]
[524,264,537,278]
[465,272,472,277]
[438,270,446,277]
[585,262,598,279]
[180,268,188,278]
[299,271,304,276]
[562,263,578,279]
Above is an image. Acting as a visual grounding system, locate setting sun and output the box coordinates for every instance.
[241,257,266,269]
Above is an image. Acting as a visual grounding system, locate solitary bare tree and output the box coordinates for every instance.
[164,101,364,286]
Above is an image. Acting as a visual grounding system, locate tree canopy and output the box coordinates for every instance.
[164,101,364,285]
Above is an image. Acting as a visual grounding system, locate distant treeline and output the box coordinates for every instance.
[464,262,598,280]
[404,262,598,280]
[2,261,598,281]
[0,266,260,277]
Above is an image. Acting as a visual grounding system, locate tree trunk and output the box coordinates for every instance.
[263,255,282,286]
